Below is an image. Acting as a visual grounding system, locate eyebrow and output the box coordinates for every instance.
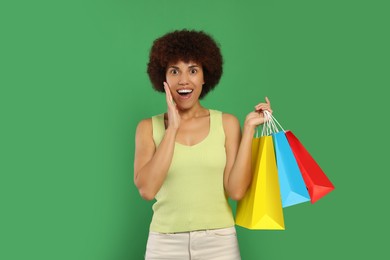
[168,64,200,69]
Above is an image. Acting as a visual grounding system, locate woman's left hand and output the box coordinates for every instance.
[244,97,273,129]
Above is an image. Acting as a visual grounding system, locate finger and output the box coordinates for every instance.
[254,102,270,107]
[255,104,272,112]
[255,102,272,113]
[254,103,266,110]
[163,82,171,96]
[255,108,273,115]
[164,85,171,104]
[163,82,174,105]
[265,96,271,105]
[255,103,269,108]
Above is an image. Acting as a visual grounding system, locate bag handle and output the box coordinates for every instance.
[260,111,273,136]
[255,110,285,137]
[264,110,286,133]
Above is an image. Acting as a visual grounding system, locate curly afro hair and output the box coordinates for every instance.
[147,29,223,99]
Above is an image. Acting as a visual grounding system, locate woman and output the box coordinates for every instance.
[134,29,272,260]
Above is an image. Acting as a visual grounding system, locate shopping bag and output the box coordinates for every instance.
[235,135,285,230]
[285,130,334,203]
[264,112,310,207]
[272,131,311,207]
[234,137,260,229]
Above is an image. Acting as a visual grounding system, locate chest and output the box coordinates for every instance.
[167,116,210,146]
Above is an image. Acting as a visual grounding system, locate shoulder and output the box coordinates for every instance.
[222,113,240,127]
[209,109,239,124]
[221,113,241,137]
[137,118,152,130]
[136,118,153,137]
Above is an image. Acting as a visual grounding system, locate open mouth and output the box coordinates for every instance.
[177,89,193,96]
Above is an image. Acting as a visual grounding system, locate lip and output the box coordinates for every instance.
[177,92,193,100]
[176,88,194,100]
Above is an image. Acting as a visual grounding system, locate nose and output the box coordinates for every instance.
[178,72,189,86]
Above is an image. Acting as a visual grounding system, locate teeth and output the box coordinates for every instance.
[177,89,193,94]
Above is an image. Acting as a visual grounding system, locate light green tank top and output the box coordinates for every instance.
[150,109,234,233]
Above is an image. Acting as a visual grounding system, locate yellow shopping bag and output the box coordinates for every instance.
[235,135,285,230]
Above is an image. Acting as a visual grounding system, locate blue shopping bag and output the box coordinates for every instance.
[272,129,310,208]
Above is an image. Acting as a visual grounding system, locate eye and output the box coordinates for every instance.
[190,68,197,74]
[169,69,179,75]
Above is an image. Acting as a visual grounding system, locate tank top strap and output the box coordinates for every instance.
[152,114,165,147]
[208,109,225,141]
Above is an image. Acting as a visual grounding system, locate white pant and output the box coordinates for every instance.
[145,226,241,260]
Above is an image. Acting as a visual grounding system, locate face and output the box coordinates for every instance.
[165,60,205,110]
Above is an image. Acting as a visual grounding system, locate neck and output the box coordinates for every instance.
[177,102,208,120]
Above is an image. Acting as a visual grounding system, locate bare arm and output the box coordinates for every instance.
[222,114,252,200]
[133,83,180,200]
[133,120,177,200]
[223,97,272,201]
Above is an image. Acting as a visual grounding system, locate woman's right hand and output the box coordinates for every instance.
[164,82,181,130]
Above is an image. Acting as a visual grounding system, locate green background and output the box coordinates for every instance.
[1,0,389,259]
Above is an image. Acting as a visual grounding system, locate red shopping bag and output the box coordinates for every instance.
[285,131,334,203]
